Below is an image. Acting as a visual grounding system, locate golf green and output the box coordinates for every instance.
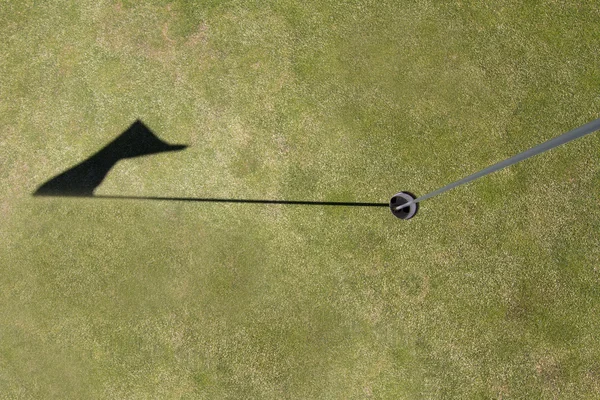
[1,1,600,398]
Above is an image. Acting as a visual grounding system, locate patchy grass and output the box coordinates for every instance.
[1,1,600,398]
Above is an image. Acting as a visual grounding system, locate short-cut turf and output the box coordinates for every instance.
[1,1,600,398]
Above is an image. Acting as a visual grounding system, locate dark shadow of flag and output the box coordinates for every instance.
[34,120,187,197]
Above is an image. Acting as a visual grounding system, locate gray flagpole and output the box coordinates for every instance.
[391,117,600,219]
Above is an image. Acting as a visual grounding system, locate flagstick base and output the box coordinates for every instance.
[390,192,418,220]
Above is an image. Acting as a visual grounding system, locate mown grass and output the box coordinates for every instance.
[1,1,600,398]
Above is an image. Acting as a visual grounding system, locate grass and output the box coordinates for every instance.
[1,0,600,398]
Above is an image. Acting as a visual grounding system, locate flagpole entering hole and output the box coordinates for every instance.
[391,117,600,220]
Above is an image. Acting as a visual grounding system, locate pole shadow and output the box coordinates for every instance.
[33,120,387,208]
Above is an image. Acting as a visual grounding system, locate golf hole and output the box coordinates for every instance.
[389,192,418,220]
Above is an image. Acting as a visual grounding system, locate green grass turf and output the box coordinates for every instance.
[1,1,600,398]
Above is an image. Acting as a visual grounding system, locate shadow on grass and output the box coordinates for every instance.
[33,120,387,208]
[34,120,187,196]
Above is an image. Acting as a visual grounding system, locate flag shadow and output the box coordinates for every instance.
[33,120,387,208]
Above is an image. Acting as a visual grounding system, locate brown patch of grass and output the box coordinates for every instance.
[490,376,511,400]
[272,133,291,155]
[93,4,184,64]
[186,22,209,47]
[10,159,29,189]
[535,354,562,397]
[58,45,75,76]
[495,383,510,399]
[162,22,175,44]
[417,275,430,302]
[1,200,10,219]
[584,366,600,393]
